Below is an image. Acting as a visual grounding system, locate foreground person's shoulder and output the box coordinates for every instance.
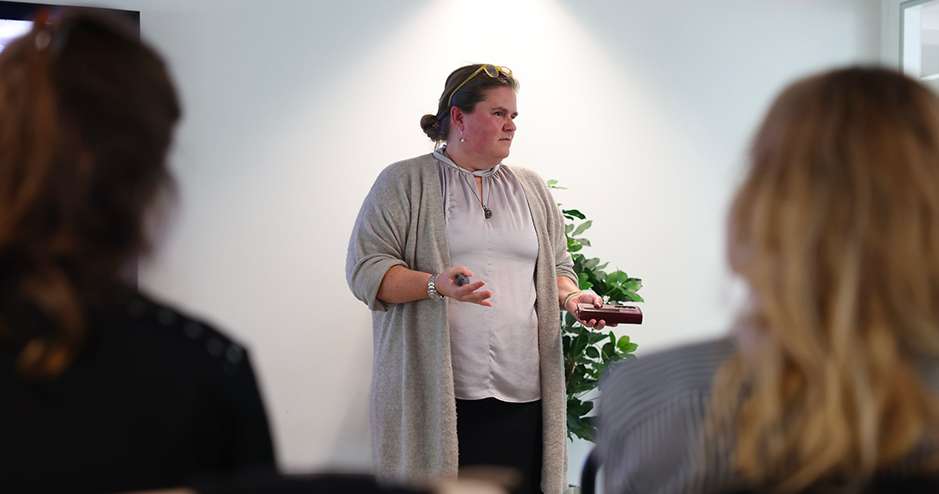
[110,289,251,376]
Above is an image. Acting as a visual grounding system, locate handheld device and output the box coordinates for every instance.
[576,303,643,325]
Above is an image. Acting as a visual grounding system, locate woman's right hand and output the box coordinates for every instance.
[435,266,492,307]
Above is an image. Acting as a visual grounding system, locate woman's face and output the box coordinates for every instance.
[460,86,518,166]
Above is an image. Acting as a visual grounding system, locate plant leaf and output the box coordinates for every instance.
[607,270,628,284]
[563,208,585,219]
[564,312,577,327]
[573,333,588,357]
[623,279,642,291]
[572,220,593,237]
[588,331,609,345]
[559,184,645,442]
[577,273,593,290]
[624,291,644,302]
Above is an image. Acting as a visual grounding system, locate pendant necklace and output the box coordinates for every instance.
[445,149,492,219]
[478,183,492,219]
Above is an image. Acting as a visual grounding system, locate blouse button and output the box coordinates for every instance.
[184,321,203,339]
[206,338,224,357]
[226,345,244,363]
[157,309,176,326]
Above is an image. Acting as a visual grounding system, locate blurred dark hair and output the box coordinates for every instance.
[0,9,180,378]
[420,64,518,143]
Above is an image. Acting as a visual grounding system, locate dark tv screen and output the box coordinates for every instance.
[0,1,139,53]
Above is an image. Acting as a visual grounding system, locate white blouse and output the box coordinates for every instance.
[434,149,541,403]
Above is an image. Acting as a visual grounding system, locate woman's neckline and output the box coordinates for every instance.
[436,147,499,177]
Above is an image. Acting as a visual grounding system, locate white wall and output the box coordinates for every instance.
[54,0,882,484]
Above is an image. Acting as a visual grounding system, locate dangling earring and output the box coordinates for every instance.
[460,130,465,143]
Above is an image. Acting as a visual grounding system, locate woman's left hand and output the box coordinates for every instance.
[564,291,618,330]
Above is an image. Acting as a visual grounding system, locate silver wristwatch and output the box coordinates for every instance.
[427,274,444,301]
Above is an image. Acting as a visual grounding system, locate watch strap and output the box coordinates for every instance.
[427,274,444,301]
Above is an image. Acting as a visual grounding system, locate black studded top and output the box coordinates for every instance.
[0,287,276,494]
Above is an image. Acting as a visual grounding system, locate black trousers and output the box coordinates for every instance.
[455,398,543,494]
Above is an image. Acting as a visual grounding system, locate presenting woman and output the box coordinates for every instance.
[346,64,612,494]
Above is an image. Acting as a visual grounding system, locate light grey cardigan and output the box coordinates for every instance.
[346,153,576,494]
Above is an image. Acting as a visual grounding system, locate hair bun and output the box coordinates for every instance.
[420,113,443,141]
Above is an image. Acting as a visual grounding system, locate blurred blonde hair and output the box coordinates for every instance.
[714,67,939,491]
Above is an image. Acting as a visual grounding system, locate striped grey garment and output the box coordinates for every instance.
[596,337,939,494]
[596,337,739,494]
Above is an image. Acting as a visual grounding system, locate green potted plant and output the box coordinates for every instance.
[550,180,643,442]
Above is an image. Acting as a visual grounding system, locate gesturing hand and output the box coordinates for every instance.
[435,266,492,307]
[565,291,617,330]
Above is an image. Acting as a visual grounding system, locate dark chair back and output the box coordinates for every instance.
[579,446,601,494]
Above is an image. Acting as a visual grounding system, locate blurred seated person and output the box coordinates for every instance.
[0,9,276,494]
[596,67,939,494]
[726,475,939,494]
[0,10,508,494]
